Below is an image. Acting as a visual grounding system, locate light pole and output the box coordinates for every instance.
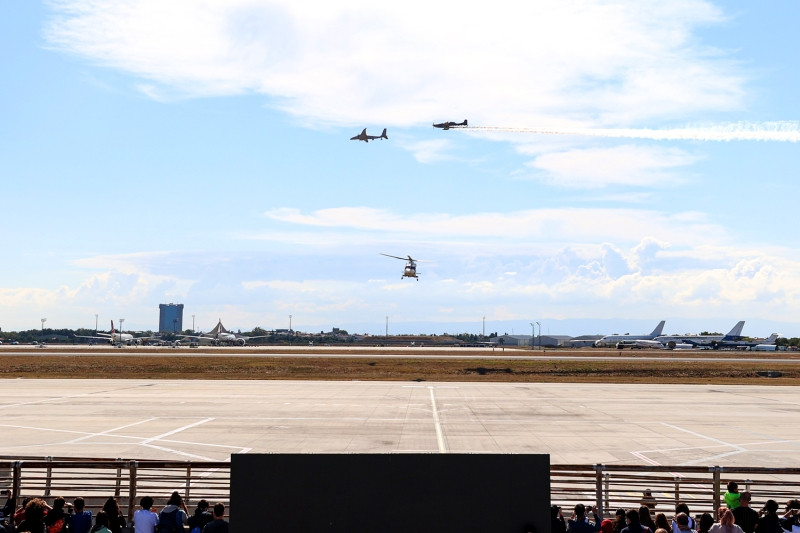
[95,314,99,334]
[482,316,485,338]
[119,318,124,334]
[41,318,47,332]
[536,321,541,351]
[192,314,195,333]
[385,316,388,337]
[289,315,292,334]
[530,322,535,349]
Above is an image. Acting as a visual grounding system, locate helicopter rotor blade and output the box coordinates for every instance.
[380,253,407,261]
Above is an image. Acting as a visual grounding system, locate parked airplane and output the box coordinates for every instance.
[633,339,696,350]
[594,321,666,347]
[709,332,780,350]
[651,321,749,349]
[75,320,152,346]
[179,319,268,346]
[350,128,388,142]
[433,119,468,130]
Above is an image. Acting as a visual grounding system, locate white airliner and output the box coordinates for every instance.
[594,321,666,347]
[633,339,696,350]
[651,321,755,349]
[179,319,268,346]
[75,320,152,346]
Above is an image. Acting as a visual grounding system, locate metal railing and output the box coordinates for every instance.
[3,458,800,522]
[0,457,229,522]
[551,464,800,517]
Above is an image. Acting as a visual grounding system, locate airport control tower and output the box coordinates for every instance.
[158,303,184,333]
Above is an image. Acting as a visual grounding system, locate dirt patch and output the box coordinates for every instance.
[0,348,798,384]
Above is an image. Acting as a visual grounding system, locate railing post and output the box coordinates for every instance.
[45,456,52,497]
[185,465,192,504]
[712,466,721,512]
[115,458,123,498]
[128,461,138,523]
[595,464,605,517]
[12,462,21,502]
[674,476,681,509]
[604,473,610,514]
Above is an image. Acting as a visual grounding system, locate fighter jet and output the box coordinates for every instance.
[433,119,468,130]
[350,128,388,142]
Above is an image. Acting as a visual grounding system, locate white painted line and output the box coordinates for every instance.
[429,387,447,453]
[140,418,215,445]
[65,418,157,444]
[661,423,747,466]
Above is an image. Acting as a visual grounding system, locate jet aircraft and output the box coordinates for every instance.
[654,323,780,349]
[179,319,268,346]
[75,320,154,346]
[593,321,666,347]
[350,128,388,142]
[433,119,468,130]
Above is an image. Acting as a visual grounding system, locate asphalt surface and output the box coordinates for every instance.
[1,378,798,467]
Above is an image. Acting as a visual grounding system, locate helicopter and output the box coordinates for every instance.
[380,253,427,280]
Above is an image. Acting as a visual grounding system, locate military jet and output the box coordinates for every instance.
[433,119,468,130]
[350,128,388,142]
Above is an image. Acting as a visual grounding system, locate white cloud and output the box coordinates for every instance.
[525,145,699,188]
[398,139,454,164]
[262,206,726,247]
[44,0,741,127]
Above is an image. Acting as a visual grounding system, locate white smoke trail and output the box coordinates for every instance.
[465,121,800,142]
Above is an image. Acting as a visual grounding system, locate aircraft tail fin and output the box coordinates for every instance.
[462,120,468,126]
[764,333,779,343]
[725,320,745,338]
[381,128,388,139]
[649,320,666,337]
[110,320,115,335]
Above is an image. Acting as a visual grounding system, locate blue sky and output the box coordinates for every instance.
[2,1,799,337]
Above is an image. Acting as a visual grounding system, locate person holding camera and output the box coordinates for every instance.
[756,500,783,533]
[780,500,800,533]
[569,503,602,533]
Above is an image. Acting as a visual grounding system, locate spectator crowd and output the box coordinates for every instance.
[0,490,227,533]
[552,481,800,533]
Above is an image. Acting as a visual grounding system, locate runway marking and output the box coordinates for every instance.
[429,387,447,453]
[65,418,158,444]
[0,392,95,410]
[662,423,747,465]
[140,418,215,445]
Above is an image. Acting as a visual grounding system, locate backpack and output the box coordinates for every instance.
[158,508,182,533]
[190,528,202,533]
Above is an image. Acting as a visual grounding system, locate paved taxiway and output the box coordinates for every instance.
[4,344,800,364]
[1,379,799,467]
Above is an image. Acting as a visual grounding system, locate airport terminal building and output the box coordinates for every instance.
[158,303,184,333]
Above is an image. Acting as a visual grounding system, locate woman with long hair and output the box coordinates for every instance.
[101,496,127,533]
[710,507,744,533]
[640,506,657,533]
[698,513,715,533]
[655,513,671,532]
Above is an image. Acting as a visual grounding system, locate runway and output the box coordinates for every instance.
[1,379,798,467]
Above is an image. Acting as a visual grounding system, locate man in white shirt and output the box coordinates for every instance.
[133,496,160,533]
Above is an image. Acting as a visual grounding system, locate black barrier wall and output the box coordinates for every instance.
[231,453,550,532]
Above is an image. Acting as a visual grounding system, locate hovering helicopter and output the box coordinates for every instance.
[380,253,427,280]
